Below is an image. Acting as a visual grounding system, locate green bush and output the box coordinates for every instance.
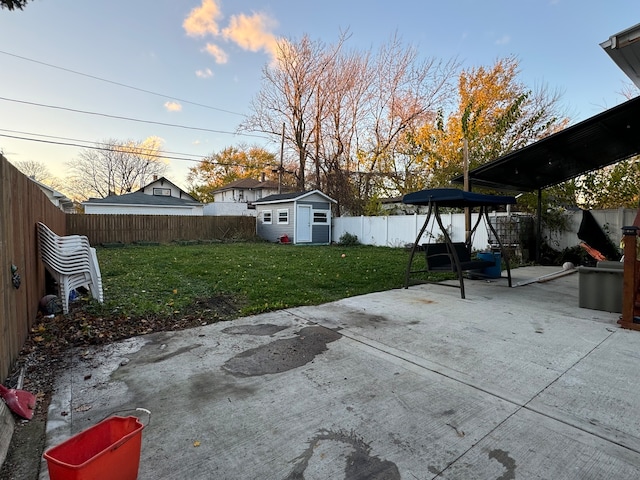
[338,232,360,246]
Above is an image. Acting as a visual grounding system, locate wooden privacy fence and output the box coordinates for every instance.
[0,155,65,382]
[67,214,257,245]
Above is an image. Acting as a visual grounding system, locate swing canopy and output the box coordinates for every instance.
[402,188,516,208]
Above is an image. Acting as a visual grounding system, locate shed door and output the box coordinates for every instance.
[296,205,312,243]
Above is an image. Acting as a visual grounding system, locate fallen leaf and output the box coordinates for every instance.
[193,440,201,447]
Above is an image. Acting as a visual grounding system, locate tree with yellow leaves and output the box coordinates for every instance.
[408,56,568,190]
[186,145,281,203]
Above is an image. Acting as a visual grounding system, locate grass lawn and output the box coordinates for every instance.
[90,242,448,319]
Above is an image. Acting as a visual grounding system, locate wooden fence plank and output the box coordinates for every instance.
[67,214,256,245]
[0,155,65,382]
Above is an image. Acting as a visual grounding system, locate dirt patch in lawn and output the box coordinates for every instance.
[0,293,243,480]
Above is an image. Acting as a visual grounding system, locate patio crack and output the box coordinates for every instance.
[291,314,638,477]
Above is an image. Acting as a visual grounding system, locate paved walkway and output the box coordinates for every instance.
[41,267,640,479]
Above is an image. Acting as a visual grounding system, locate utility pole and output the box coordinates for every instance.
[463,138,471,243]
[273,123,285,194]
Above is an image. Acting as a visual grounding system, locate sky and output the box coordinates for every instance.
[1,0,639,193]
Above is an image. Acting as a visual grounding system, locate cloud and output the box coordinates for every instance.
[222,12,280,58]
[195,68,214,78]
[183,0,223,37]
[164,101,182,112]
[204,43,229,64]
[495,35,511,45]
[183,0,280,62]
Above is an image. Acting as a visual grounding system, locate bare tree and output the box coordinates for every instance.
[67,138,168,200]
[1,0,30,10]
[241,33,350,191]
[241,31,459,214]
[12,159,66,191]
[13,159,51,182]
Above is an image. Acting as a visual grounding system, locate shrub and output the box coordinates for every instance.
[338,232,360,246]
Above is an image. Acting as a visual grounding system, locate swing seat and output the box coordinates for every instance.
[402,188,516,299]
[424,242,495,272]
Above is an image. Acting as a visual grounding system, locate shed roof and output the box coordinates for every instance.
[83,191,202,207]
[253,190,337,205]
[451,95,640,192]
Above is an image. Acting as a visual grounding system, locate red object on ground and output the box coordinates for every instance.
[0,383,35,420]
[579,242,606,262]
[44,415,145,480]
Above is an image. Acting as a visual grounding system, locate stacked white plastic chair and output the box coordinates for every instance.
[37,222,104,314]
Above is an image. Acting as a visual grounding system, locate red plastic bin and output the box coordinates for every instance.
[44,414,145,480]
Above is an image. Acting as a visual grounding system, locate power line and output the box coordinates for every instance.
[0,49,247,117]
[0,96,269,139]
[0,128,205,160]
[0,133,277,168]
[0,133,204,163]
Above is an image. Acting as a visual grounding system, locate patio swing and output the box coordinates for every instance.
[402,188,517,298]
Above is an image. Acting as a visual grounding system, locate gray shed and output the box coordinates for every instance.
[253,190,336,244]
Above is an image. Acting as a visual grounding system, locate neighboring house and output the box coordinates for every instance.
[83,177,203,215]
[253,190,336,244]
[212,177,281,203]
[206,177,282,216]
[30,177,75,213]
[379,196,430,215]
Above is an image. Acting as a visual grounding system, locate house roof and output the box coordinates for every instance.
[451,95,640,192]
[83,191,202,207]
[252,190,337,205]
[213,178,281,192]
[29,177,73,204]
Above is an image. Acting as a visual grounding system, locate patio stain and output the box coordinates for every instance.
[222,326,341,377]
[221,323,288,336]
[285,429,400,480]
[149,344,203,364]
[489,449,516,480]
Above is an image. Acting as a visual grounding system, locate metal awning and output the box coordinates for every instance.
[451,95,640,192]
[601,22,640,89]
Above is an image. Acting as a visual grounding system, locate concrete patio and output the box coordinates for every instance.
[40,266,640,479]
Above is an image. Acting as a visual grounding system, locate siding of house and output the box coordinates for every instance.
[140,178,195,200]
[83,204,204,216]
[256,202,295,242]
[203,202,256,216]
[300,200,331,244]
[312,225,329,243]
[255,193,334,244]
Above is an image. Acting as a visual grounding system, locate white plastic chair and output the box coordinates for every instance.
[37,222,104,314]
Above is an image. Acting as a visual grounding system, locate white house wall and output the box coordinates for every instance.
[84,204,204,216]
[204,202,257,216]
[140,179,189,199]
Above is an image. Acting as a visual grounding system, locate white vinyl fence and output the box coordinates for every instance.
[332,208,637,253]
[332,212,516,250]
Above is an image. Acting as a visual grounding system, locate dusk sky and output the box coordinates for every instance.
[1,0,639,191]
